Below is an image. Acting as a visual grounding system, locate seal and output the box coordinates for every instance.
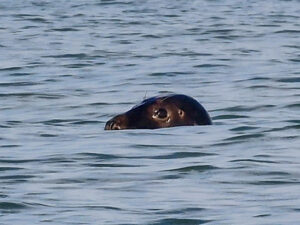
[105,94,212,130]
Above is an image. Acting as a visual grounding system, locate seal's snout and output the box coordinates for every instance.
[105,114,128,130]
[105,120,121,130]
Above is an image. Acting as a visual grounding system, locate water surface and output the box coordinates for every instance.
[1,0,300,224]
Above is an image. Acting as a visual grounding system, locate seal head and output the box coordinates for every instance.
[105,94,212,130]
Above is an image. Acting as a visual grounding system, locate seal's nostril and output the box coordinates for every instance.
[105,120,121,130]
[111,122,121,130]
[109,121,115,130]
[105,120,114,130]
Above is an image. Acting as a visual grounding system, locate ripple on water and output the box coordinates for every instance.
[0,202,30,210]
[0,93,65,99]
[85,163,142,168]
[0,175,36,183]
[277,77,300,83]
[151,218,211,225]
[150,152,215,159]
[0,82,39,87]
[165,165,219,173]
[212,114,249,120]
[0,167,22,171]
[224,133,264,142]
[0,67,23,71]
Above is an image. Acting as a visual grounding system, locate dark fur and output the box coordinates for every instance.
[105,94,212,130]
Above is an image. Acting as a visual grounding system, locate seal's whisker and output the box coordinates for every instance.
[143,91,148,100]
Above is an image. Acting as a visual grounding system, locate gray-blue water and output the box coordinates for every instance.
[1,0,300,224]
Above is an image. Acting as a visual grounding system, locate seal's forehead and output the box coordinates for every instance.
[131,96,158,109]
[157,94,178,102]
[131,94,178,110]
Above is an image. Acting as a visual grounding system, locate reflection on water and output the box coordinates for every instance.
[1,0,300,224]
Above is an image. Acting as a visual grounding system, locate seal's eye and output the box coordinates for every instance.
[153,108,167,119]
[178,109,184,117]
